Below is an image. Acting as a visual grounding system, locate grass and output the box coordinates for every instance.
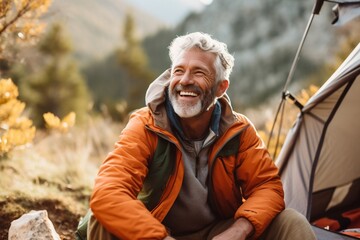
[0,116,124,239]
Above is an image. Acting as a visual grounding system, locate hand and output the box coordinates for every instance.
[212,218,254,240]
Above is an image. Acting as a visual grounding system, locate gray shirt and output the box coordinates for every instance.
[163,131,218,235]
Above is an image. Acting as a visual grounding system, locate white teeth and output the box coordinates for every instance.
[180,91,198,97]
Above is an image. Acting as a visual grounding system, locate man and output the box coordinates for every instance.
[89,32,316,240]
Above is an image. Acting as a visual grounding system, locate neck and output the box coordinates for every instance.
[179,106,214,140]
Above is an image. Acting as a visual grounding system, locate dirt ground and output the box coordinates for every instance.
[0,197,83,240]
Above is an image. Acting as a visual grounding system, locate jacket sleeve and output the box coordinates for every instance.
[234,118,285,238]
[90,109,168,240]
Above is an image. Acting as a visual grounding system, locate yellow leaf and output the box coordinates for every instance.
[43,111,76,133]
[62,112,76,128]
[43,112,61,129]
[0,78,35,156]
[0,78,19,104]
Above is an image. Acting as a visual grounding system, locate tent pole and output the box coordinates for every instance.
[283,0,325,91]
[268,12,315,154]
[268,0,325,158]
[312,0,325,14]
[283,13,316,92]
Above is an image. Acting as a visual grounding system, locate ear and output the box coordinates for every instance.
[216,80,229,98]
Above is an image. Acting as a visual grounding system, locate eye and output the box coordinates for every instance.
[194,71,205,77]
[173,68,184,75]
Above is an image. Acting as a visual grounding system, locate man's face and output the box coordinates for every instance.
[168,48,218,118]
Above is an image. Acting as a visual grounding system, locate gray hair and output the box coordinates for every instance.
[168,32,234,82]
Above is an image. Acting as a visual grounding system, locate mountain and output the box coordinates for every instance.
[142,0,356,110]
[43,0,358,115]
[43,0,169,64]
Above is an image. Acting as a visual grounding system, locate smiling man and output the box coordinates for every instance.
[88,32,316,240]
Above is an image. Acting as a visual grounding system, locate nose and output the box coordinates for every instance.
[178,70,194,86]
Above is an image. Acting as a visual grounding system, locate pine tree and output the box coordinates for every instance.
[117,13,155,111]
[21,23,90,127]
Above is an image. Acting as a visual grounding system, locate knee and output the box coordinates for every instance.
[264,208,316,240]
[280,208,306,220]
[277,208,309,227]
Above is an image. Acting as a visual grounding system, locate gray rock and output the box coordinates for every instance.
[8,210,60,240]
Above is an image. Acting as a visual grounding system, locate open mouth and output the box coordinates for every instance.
[179,91,199,97]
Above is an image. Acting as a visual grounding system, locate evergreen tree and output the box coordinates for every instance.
[117,13,155,111]
[21,23,90,127]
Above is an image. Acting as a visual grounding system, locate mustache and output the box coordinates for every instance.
[173,84,203,95]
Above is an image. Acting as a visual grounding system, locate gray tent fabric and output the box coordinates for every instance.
[275,43,360,220]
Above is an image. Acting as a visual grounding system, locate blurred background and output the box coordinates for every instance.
[1,0,359,124]
[0,0,359,239]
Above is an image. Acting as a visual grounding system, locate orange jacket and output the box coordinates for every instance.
[90,70,285,240]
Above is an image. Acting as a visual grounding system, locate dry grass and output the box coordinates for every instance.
[0,115,124,238]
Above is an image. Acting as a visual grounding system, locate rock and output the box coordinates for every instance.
[8,210,61,240]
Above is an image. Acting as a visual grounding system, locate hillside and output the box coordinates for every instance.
[41,0,358,118]
[142,0,354,110]
[0,118,124,239]
[44,0,168,64]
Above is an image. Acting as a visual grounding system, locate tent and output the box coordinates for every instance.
[276,42,360,219]
[268,1,360,238]
[275,41,360,237]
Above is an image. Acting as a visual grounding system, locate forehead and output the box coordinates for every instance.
[172,48,217,69]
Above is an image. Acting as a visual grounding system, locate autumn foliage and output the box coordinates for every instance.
[0,0,52,56]
[0,78,36,156]
[43,111,76,133]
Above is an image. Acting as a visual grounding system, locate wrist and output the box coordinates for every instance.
[234,218,254,237]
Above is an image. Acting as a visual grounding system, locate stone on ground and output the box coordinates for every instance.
[8,210,60,240]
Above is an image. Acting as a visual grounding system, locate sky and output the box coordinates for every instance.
[127,0,213,25]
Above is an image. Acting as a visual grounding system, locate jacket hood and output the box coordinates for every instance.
[145,69,171,115]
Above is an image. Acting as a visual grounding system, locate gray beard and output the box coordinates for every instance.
[168,85,217,118]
